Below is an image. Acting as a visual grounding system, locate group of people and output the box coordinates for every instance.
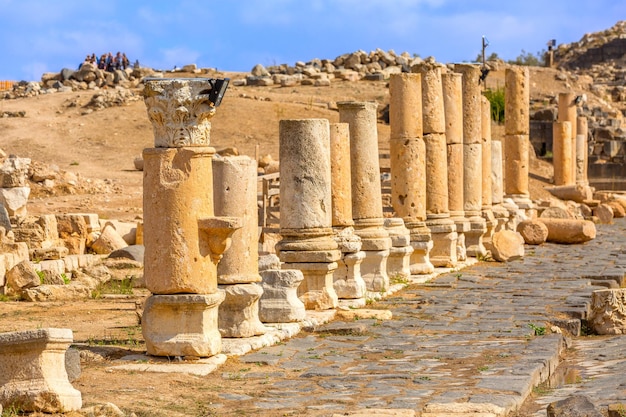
[80,52,130,72]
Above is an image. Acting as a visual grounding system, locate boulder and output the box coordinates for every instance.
[546,395,602,417]
[6,260,40,293]
[490,230,525,262]
[517,219,549,245]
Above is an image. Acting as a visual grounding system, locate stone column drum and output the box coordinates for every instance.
[454,64,487,258]
[558,92,578,182]
[338,101,396,288]
[413,62,457,267]
[142,78,241,357]
[480,95,496,245]
[276,119,340,310]
[553,121,573,186]
[504,67,533,210]
[442,72,470,261]
[490,140,510,231]
[213,156,267,338]
[329,122,366,303]
[576,116,589,186]
[387,74,434,275]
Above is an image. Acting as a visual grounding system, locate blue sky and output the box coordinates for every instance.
[0,0,624,81]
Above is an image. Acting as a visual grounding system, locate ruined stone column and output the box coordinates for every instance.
[480,95,496,245]
[329,122,366,304]
[142,78,241,357]
[413,62,457,267]
[213,156,267,338]
[442,72,470,261]
[504,67,533,210]
[455,64,487,258]
[276,119,340,310]
[558,92,578,182]
[576,116,589,186]
[553,121,573,186]
[338,101,395,288]
[491,140,509,231]
[387,74,434,275]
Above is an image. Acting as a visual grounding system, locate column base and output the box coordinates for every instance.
[506,194,536,218]
[406,221,434,274]
[481,208,496,249]
[258,269,306,323]
[283,261,338,310]
[503,198,525,231]
[387,245,414,281]
[466,215,488,258]
[450,214,470,262]
[359,249,391,292]
[142,293,225,357]
[426,217,458,268]
[334,251,367,299]
[491,204,510,233]
[218,283,267,338]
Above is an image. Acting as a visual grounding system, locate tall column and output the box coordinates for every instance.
[338,101,394,288]
[480,95,496,245]
[442,72,470,261]
[214,156,267,338]
[553,121,573,186]
[504,67,533,210]
[142,78,241,357]
[413,62,457,267]
[454,64,487,258]
[329,122,366,304]
[576,116,589,186]
[387,74,434,275]
[276,119,340,310]
[491,140,509,232]
[558,92,578,182]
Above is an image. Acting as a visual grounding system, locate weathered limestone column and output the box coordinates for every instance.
[0,328,82,413]
[142,78,241,357]
[213,156,267,338]
[329,122,366,303]
[480,95,497,246]
[558,92,578,182]
[442,72,470,261]
[387,74,434,275]
[276,119,340,310]
[491,140,509,231]
[413,62,457,267]
[455,64,487,257]
[338,101,396,288]
[553,121,573,186]
[504,67,533,210]
[576,116,589,186]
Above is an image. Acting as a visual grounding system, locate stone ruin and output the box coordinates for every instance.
[5,60,626,412]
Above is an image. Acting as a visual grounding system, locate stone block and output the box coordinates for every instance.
[259,269,306,323]
[90,223,128,254]
[55,214,88,238]
[547,395,602,417]
[0,156,30,187]
[593,203,614,224]
[517,219,548,245]
[0,187,29,217]
[6,260,40,294]
[490,230,525,262]
[0,328,82,413]
[29,246,69,261]
[22,284,91,302]
[588,289,626,335]
[103,220,137,245]
[218,283,267,338]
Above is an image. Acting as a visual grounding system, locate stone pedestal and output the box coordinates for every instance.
[0,328,81,413]
[142,78,240,357]
[213,156,266,338]
[384,218,413,280]
[455,64,487,258]
[330,122,366,301]
[276,119,339,310]
[259,268,306,323]
[442,72,470,261]
[388,73,434,274]
[339,101,394,286]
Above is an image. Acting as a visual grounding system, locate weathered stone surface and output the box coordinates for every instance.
[547,184,593,203]
[490,230,525,262]
[537,218,596,244]
[608,201,626,218]
[594,203,614,224]
[30,246,69,261]
[218,283,266,338]
[588,289,626,335]
[90,223,128,254]
[103,220,137,245]
[108,244,144,263]
[0,186,30,217]
[540,206,574,219]
[517,219,549,245]
[22,284,91,302]
[259,269,306,323]
[0,156,30,187]
[56,214,88,239]
[6,260,40,293]
[546,395,602,417]
[0,328,82,413]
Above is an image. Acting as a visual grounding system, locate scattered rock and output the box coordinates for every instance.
[546,395,603,417]
[490,230,525,262]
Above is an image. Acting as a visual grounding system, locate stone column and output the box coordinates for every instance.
[558,92,578,182]
[454,64,487,258]
[338,101,396,288]
[276,119,340,310]
[491,140,509,231]
[413,62,457,267]
[213,156,267,338]
[480,95,496,244]
[504,67,533,210]
[387,74,434,275]
[442,72,470,261]
[141,78,241,357]
[576,116,589,186]
[329,122,366,304]
[553,121,573,186]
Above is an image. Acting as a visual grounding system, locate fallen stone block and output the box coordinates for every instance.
[490,230,525,262]
[547,395,602,417]
[90,223,128,254]
[593,203,614,224]
[588,288,626,335]
[539,206,574,219]
[607,201,625,218]
[0,328,82,413]
[536,218,596,244]
[21,284,91,302]
[6,260,40,294]
[30,246,69,261]
[546,184,593,203]
[0,186,29,217]
[517,219,548,245]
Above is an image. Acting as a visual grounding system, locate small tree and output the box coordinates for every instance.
[483,88,505,124]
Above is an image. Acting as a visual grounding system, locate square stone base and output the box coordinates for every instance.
[360,249,390,292]
[283,262,338,310]
[142,293,225,357]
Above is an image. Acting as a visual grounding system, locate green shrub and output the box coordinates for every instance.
[483,88,505,124]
